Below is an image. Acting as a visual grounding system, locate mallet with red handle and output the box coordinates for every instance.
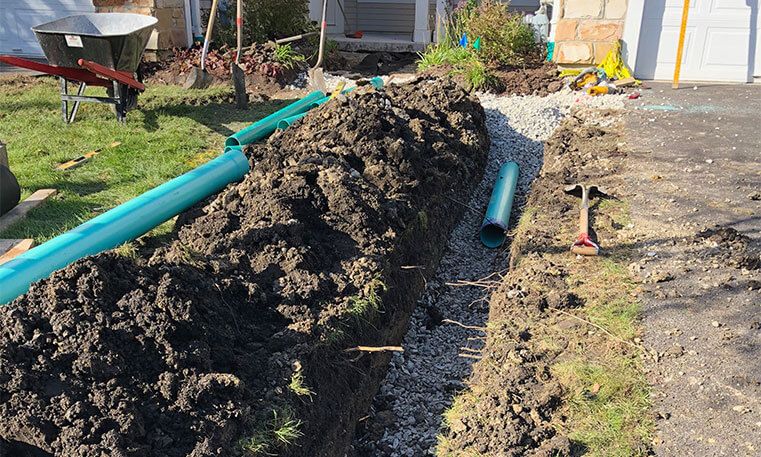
[564,184,608,256]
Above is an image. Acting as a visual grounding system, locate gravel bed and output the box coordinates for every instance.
[353,89,627,456]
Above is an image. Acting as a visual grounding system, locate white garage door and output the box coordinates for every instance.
[0,0,95,57]
[634,0,754,82]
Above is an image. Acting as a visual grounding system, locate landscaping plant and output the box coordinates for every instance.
[417,0,540,91]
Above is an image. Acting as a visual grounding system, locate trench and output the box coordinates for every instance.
[351,91,628,456]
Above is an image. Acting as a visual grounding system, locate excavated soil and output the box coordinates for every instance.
[0,77,489,457]
[495,63,563,97]
[438,113,628,455]
[145,44,300,92]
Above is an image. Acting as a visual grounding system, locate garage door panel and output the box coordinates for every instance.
[709,0,752,15]
[634,0,753,82]
[703,28,750,68]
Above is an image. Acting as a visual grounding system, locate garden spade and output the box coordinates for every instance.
[308,0,329,93]
[184,0,220,89]
[231,0,248,108]
[564,184,609,256]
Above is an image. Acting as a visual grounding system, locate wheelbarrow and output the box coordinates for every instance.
[0,13,157,123]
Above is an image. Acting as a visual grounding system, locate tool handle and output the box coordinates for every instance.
[201,0,221,71]
[579,206,589,235]
[312,0,328,70]
[236,0,243,64]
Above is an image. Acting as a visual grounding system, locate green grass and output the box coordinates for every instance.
[288,363,314,399]
[555,252,652,455]
[552,358,652,456]
[0,76,289,242]
[238,409,303,456]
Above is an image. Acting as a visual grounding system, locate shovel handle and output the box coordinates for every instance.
[579,206,589,235]
[236,0,243,64]
[201,0,221,71]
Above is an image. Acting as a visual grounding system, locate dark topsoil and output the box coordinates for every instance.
[145,43,305,93]
[438,113,630,456]
[0,77,489,456]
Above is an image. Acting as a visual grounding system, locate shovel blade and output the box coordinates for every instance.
[308,68,327,93]
[231,63,248,109]
[183,67,213,90]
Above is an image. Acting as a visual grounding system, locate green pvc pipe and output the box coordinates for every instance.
[480,161,519,248]
[276,77,386,131]
[0,150,250,305]
[225,90,325,147]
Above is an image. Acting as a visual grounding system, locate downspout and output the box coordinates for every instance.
[183,0,194,47]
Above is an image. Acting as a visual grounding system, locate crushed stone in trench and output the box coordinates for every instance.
[353,90,627,455]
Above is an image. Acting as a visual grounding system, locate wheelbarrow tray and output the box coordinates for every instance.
[33,13,157,73]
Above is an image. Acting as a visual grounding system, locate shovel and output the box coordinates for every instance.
[308,0,329,93]
[564,184,609,256]
[232,0,248,108]
[184,0,220,89]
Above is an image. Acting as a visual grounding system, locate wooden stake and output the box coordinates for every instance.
[0,239,34,265]
[344,345,404,353]
[0,189,57,233]
[673,0,691,89]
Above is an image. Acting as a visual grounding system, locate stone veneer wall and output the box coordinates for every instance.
[553,0,627,65]
[93,0,188,57]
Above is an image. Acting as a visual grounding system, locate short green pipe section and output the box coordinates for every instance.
[0,149,250,305]
[225,90,325,147]
[480,161,520,248]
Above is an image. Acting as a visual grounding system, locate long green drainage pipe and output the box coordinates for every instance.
[0,149,250,305]
[225,90,325,147]
[480,161,520,248]
[276,77,386,131]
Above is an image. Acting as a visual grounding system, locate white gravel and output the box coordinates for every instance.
[354,89,627,456]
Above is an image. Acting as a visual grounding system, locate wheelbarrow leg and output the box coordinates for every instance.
[68,82,86,124]
[60,78,68,123]
[111,81,126,123]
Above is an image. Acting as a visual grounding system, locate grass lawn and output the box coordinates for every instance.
[0,75,290,242]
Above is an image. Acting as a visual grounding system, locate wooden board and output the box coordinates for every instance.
[0,239,34,265]
[0,189,57,233]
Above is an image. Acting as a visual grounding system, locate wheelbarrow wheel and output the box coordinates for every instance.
[106,82,138,122]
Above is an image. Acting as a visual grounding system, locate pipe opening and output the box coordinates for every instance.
[224,137,241,147]
[480,223,506,248]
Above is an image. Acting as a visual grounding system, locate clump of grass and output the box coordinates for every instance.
[238,409,303,456]
[552,357,652,456]
[273,43,306,70]
[114,242,138,259]
[347,277,386,319]
[288,361,314,399]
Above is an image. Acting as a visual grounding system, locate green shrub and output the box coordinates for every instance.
[216,0,311,47]
[465,0,539,66]
[273,43,307,69]
[417,45,473,71]
[417,44,497,91]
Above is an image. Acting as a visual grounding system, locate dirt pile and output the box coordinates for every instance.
[0,77,489,456]
[146,44,300,91]
[496,63,563,97]
[438,113,630,456]
[694,226,760,270]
